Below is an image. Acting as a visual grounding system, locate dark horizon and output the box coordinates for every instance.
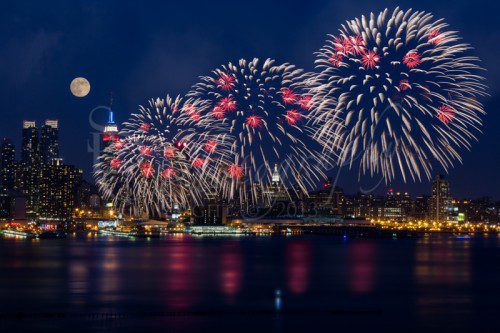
[1,0,498,199]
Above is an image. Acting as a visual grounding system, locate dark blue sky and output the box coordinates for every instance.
[0,0,498,199]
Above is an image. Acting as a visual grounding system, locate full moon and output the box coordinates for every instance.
[70,77,90,97]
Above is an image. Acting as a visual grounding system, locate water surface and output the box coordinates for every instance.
[0,234,498,332]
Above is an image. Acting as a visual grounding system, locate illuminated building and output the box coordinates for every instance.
[411,195,430,220]
[193,202,227,225]
[306,178,344,216]
[0,187,12,219]
[21,121,39,166]
[1,138,15,191]
[40,119,59,163]
[38,158,83,221]
[383,189,411,221]
[263,164,289,206]
[429,175,451,222]
[21,121,40,218]
[103,109,119,146]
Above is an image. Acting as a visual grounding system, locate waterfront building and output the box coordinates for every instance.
[411,195,430,220]
[0,187,12,219]
[429,175,451,222]
[38,158,83,221]
[305,178,344,216]
[20,121,41,218]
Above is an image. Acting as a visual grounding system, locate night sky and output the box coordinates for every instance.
[0,0,498,199]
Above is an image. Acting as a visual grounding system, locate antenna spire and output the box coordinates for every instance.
[108,92,115,124]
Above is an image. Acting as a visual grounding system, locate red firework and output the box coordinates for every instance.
[437,105,456,123]
[285,110,302,125]
[428,28,444,45]
[192,158,205,168]
[164,147,176,158]
[334,36,353,54]
[190,112,201,121]
[361,51,380,69]
[403,51,422,68]
[328,52,343,67]
[211,106,226,119]
[399,79,410,91]
[140,123,150,132]
[175,141,188,150]
[246,115,263,129]
[204,140,217,152]
[297,95,313,110]
[218,97,237,112]
[110,158,121,169]
[348,35,365,55]
[139,145,152,156]
[183,103,196,115]
[228,164,244,178]
[281,88,297,104]
[140,162,154,178]
[162,168,176,179]
[114,140,125,150]
[216,73,235,91]
[183,103,201,121]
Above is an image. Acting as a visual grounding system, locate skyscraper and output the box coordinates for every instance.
[0,138,15,190]
[38,158,83,221]
[429,175,451,222]
[40,119,59,163]
[103,109,119,146]
[21,121,39,166]
[21,121,40,218]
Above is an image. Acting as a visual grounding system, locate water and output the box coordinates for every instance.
[0,234,498,332]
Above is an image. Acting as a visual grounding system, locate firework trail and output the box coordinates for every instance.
[188,58,334,205]
[94,96,225,216]
[311,7,487,182]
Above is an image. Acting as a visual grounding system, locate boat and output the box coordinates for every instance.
[0,229,37,239]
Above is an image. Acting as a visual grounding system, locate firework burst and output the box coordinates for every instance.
[188,58,333,204]
[312,7,487,182]
[94,96,225,216]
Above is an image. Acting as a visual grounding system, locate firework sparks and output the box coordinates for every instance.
[94,95,222,216]
[312,7,487,182]
[188,58,333,204]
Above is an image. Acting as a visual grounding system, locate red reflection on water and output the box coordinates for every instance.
[165,236,198,310]
[219,241,243,300]
[415,237,470,286]
[285,240,312,295]
[348,240,377,294]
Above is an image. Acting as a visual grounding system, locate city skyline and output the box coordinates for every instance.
[1,116,498,202]
[0,0,498,200]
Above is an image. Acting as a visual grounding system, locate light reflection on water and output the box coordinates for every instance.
[0,234,497,332]
[414,237,472,320]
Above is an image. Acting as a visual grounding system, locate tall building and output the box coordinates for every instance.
[262,164,289,205]
[21,121,39,166]
[103,109,119,146]
[21,121,40,218]
[0,138,15,190]
[429,175,451,222]
[412,195,430,220]
[40,119,59,163]
[38,158,83,221]
[0,187,12,219]
[306,178,344,216]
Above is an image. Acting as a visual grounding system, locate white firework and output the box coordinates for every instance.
[188,58,334,205]
[94,95,222,216]
[311,7,488,182]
